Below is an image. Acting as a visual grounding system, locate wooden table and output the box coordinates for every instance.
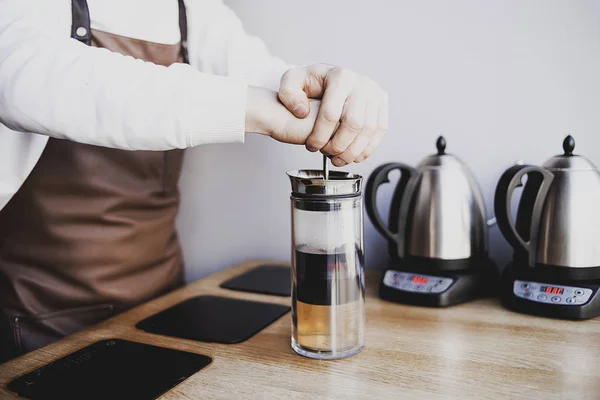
[1,260,599,399]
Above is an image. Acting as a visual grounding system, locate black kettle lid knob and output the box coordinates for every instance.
[436,136,446,155]
[563,135,575,156]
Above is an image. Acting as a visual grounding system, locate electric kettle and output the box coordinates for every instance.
[365,136,490,272]
[494,135,600,280]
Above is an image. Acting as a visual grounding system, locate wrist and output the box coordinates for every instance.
[245,86,278,136]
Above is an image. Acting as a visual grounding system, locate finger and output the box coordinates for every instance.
[305,81,353,152]
[320,95,366,158]
[356,128,385,162]
[278,68,310,118]
[355,96,388,161]
[356,129,384,162]
[332,100,378,166]
[277,99,322,145]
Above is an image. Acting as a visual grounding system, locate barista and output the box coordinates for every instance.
[0,0,387,362]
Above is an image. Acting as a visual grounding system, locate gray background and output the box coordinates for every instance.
[177,0,600,282]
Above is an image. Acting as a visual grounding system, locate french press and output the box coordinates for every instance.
[287,166,365,360]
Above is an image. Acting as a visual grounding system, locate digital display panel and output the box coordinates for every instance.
[540,286,564,295]
[412,276,429,285]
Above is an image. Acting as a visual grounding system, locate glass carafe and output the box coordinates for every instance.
[287,169,365,360]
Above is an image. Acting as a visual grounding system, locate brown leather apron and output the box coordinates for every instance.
[0,0,189,363]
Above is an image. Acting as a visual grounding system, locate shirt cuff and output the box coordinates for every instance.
[175,64,247,147]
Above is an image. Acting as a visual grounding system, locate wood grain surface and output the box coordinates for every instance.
[1,260,599,399]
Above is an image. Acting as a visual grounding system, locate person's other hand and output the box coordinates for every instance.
[277,64,388,166]
[245,86,321,145]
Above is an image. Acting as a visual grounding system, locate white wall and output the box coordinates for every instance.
[177,0,600,282]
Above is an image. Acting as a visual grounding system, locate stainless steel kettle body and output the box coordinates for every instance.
[494,136,600,280]
[365,137,489,271]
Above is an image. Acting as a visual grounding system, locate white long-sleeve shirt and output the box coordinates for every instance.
[0,0,290,210]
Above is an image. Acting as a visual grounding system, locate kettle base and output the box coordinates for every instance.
[378,261,497,307]
[500,262,600,320]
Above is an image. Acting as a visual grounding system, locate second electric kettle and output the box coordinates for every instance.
[495,136,600,280]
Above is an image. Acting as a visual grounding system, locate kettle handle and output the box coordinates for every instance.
[494,164,554,267]
[365,163,420,259]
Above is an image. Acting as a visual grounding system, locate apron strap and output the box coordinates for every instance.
[71,0,91,45]
[178,0,190,64]
[70,0,190,64]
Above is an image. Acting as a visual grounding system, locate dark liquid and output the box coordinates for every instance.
[294,249,363,306]
[293,248,365,352]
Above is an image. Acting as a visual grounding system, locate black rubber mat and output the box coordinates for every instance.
[7,338,212,400]
[220,265,291,297]
[136,295,290,344]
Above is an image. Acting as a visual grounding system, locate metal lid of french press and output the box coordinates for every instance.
[287,169,363,197]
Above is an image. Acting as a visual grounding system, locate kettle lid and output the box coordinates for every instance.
[417,136,468,169]
[542,136,597,171]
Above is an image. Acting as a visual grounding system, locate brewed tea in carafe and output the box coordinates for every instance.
[288,169,365,360]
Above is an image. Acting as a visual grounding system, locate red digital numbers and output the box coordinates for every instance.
[412,276,428,285]
[541,286,564,295]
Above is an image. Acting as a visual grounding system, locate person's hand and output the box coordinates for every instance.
[277,64,388,166]
[245,86,321,144]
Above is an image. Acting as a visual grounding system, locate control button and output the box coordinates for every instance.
[438,279,444,284]
[520,283,530,289]
[537,294,547,301]
[566,297,576,304]
[551,296,561,303]
[574,289,584,296]
[415,285,423,291]
[524,292,533,298]
[427,287,434,292]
